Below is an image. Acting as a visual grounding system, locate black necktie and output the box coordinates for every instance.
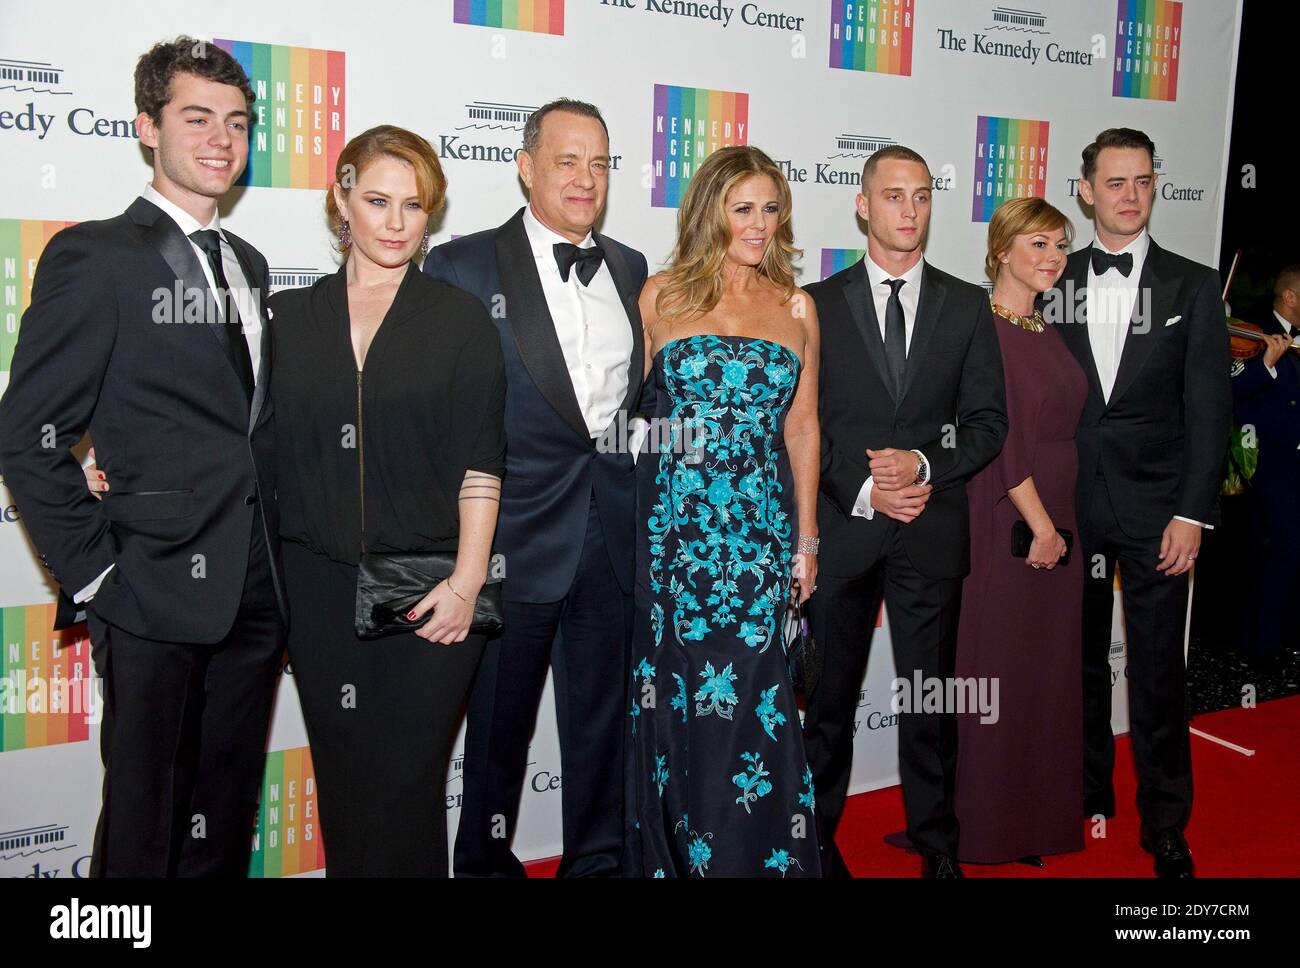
[883,278,907,397]
[553,242,606,286]
[191,229,255,399]
[1090,247,1134,278]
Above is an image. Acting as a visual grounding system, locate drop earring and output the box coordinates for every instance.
[420,228,430,259]
[339,218,351,249]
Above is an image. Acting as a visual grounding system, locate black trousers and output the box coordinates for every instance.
[805,525,963,874]
[282,540,486,877]
[1081,476,1193,830]
[87,510,283,877]
[454,494,632,877]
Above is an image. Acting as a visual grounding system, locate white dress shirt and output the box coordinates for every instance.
[1085,229,1208,531]
[76,185,264,604]
[1085,229,1148,404]
[523,205,632,438]
[851,255,929,520]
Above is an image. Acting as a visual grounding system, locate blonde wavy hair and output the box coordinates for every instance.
[655,145,801,327]
[986,197,1074,281]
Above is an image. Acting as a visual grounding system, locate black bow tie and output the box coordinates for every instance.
[553,242,605,286]
[1090,247,1134,278]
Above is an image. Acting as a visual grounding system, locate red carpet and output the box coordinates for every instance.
[526,695,1300,877]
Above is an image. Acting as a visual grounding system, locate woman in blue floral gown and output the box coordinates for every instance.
[627,146,822,877]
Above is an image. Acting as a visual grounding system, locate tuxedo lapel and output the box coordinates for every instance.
[128,197,245,389]
[841,261,895,401]
[594,231,645,417]
[1052,250,1105,402]
[227,237,272,432]
[1110,238,1177,407]
[494,212,592,445]
[899,263,944,404]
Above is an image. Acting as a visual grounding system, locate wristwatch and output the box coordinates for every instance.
[911,450,930,486]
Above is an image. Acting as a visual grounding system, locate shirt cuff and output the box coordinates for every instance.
[1173,515,1213,532]
[909,449,930,485]
[73,563,114,604]
[851,476,875,520]
[1266,364,1278,379]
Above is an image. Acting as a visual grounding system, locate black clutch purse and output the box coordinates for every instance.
[782,583,822,697]
[1011,519,1073,565]
[355,551,504,640]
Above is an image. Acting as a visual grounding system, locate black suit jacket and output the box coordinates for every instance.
[423,208,646,602]
[808,259,1008,579]
[1045,238,1231,537]
[0,197,284,641]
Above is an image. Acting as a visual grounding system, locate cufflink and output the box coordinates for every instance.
[1164,315,1182,327]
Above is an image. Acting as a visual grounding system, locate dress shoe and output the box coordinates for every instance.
[1083,793,1115,819]
[921,853,964,878]
[1016,855,1045,868]
[1139,826,1195,879]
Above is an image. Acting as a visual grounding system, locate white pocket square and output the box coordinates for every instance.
[1164,315,1182,327]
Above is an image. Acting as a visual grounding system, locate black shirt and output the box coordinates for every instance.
[269,262,506,565]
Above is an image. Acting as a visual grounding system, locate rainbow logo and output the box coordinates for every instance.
[652,84,750,208]
[214,40,346,190]
[1,605,94,753]
[1113,0,1182,101]
[829,0,915,74]
[1,219,76,373]
[248,745,326,877]
[454,0,565,34]
[971,116,1050,222]
[820,248,867,281]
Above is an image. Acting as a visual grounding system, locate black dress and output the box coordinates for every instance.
[268,261,506,876]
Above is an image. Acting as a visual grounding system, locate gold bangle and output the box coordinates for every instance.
[445,577,472,604]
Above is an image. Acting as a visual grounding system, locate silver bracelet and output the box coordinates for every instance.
[797,535,820,556]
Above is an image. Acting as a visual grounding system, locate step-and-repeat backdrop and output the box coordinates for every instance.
[0,0,1240,876]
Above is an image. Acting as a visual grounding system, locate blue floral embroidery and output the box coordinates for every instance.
[764,848,804,877]
[653,754,669,797]
[646,336,799,650]
[732,752,773,813]
[674,818,714,876]
[694,661,739,719]
[755,684,786,741]
[670,673,688,723]
[798,765,816,811]
[653,869,665,878]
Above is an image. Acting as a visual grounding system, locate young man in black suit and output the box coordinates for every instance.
[1045,128,1231,878]
[804,146,1008,878]
[423,100,645,877]
[0,38,284,877]
[1231,266,1300,665]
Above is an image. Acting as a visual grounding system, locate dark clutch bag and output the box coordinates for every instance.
[782,585,822,697]
[1011,519,1073,565]
[355,551,504,640]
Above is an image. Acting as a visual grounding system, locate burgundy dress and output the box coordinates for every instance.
[952,315,1088,863]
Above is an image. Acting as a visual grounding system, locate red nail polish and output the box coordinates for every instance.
[98,473,106,480]
[407,610,417,620]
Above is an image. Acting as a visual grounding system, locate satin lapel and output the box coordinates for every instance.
[1052,251,1105,402]
[228,239,271,432]
[1109,238,1176,408]
[842,261,895,401]
[128,198,239,371]
[899,263,943,405]
[595,231,645,415]
[494,213,592,445]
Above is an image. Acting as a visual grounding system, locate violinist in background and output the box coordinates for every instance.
[1230,264,1300,666]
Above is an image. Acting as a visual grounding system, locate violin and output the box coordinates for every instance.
[1223,250,1300,360]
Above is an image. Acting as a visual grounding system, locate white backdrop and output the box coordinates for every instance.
[0,0,1240,876]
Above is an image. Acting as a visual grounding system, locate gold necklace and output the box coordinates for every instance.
[990,300,1045,333]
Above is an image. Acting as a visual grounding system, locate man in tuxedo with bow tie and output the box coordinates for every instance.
[804,146,1007,878]
[423,99,645,876]
[1045,128,1230,878]
[1230,265,1300,664]
[0,38,285,876]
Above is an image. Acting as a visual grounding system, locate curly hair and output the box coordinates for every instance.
[655,145,801,327]
[134,36,255,124]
